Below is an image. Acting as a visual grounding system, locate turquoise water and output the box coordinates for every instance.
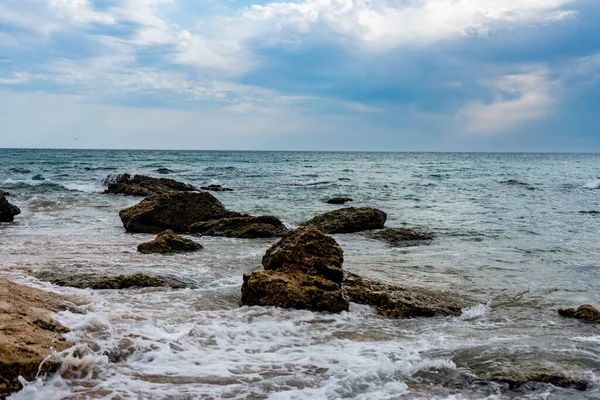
[1,149,599,399]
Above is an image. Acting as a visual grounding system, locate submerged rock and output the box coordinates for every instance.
[0,193,20,222]
[500,179,535,190]
[120,192,240,233]
[302,207,387,233]
[326,197,353,205]
[478,365,588,391]
[343,272,468,319]
[241,226,348,312]
[201,184,233,192]
[189,216,288,238]
[31,174,45,181]
[362,228,433,246]
[558,304,600,324]
[105,173,198,196]
[0,279,72,398]
[137,230,202,254]
[35,271,190,289]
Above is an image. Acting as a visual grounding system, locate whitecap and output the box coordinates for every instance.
[584,179,600,189]
[459,300,491,321]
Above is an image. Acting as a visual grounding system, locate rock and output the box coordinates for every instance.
[0,190,9,196]
[0,193,20,222]
[343,272,468,319]
[35,271,190,289]
[137,230,202,254]
[201,184,233,192]
[558,304,600,324]
[105,173,198,196]
[189,216,288,238]
[0,279,72,398]
[326,197,353,204]
[302,207,387,233]
[120,192,240,233]
[241,226,348,312]
[31,174,45,181]
[500,179,535,190]
[479,366,588,391]
[362,228,432,246]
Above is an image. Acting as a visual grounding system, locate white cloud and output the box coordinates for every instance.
[0,72,32,84]
[458,69,556,135]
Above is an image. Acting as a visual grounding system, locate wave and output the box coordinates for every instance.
[584,180,600,189]
[9,168,31,173]
[83,166,118,171]
[284,179,334,187]
[1,179,102,193]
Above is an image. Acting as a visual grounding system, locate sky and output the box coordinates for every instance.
[0,0,599,151]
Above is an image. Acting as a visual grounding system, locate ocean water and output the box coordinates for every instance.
[1,149,599,399]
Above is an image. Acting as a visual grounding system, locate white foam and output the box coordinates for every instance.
[459,300,491,321]
[62,182,104,193]
[584,179,600,189]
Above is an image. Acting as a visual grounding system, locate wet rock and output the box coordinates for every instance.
[120,192,240,233]
[155,168,174,174]
[35,271,190,289]
[500,179,535,190]
[362,228,433,246]
[0,190,9,196]
[558,304,600,324]
[201,184,233,192]
[105,173,198,196]
[0,193,20,222]
[343,272,468,318]
[137,230,202,254]
[189,216,288,238]
[0,279,72,398]
[480,366,588,391]
[31,174,45,181]
[302,207,387,233]
[326,197,353,205]
[241,226,348,312]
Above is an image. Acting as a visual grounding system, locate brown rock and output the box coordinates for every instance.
[0,193,20,222]
[343,272,468,318]
[362,228,432,246]
[119,192,240,233]
[105,173,198,196]
[35,271,190,289]
[137,230,202,253]
[189,216,288,238]
[0,279,72,398]
[302,207,387,233]
[479,365,588,391]
[558,304,600,324]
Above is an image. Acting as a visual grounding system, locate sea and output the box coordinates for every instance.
[1,149,599,400]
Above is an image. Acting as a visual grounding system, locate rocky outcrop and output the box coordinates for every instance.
[0,279,72,398]
[558,304,600,324]
[343,272,468,318]
[0,190,9,196]
[326,197,353,205]
[137,230,202,254]
[302,207,386,233]
[0,193,20,222]
[105,173,198,196]
[35,271,190,289]
[241,226,348,312]
[201,184,233,192]
[362,228,432,246]
[189,216,288,238]
[120,192,240,233]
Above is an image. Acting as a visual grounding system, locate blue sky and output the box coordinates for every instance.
[0,0,599,151]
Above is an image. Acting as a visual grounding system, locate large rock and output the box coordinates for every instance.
[189,216,288,238]
[362,228,432,246]
[343,272,468,318]
[0,193,20,222]
[137,230,202,254]
[35,271,190,289]
[302,207,387,234]
[120,192,240,233]
[241,226,348,312]
[558,304,600,324]
[0,279,72,398]
[105,173,198,196]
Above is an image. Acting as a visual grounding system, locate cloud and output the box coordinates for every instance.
[458,69,556,135]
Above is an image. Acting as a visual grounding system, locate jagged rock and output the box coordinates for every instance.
[189,216,288,238]
[241,227,348,312]
[302,207,387,233]
[0,193,20,222]
[201,184,233,192]
[326,197,353,205]
[362,228,432,246]
[105,173,198,196]
[0,190,9,196]
[558,304,600,324]
[137,230,202,254]
[35,271,190,289]
[0,279,72,398]
[120,192,240,233]
[343,272,468,318]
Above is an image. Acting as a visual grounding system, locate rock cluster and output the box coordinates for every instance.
[105,173,198,196]
[0,193,20,222]
[137,230,202,254]
[558,304,600,324]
